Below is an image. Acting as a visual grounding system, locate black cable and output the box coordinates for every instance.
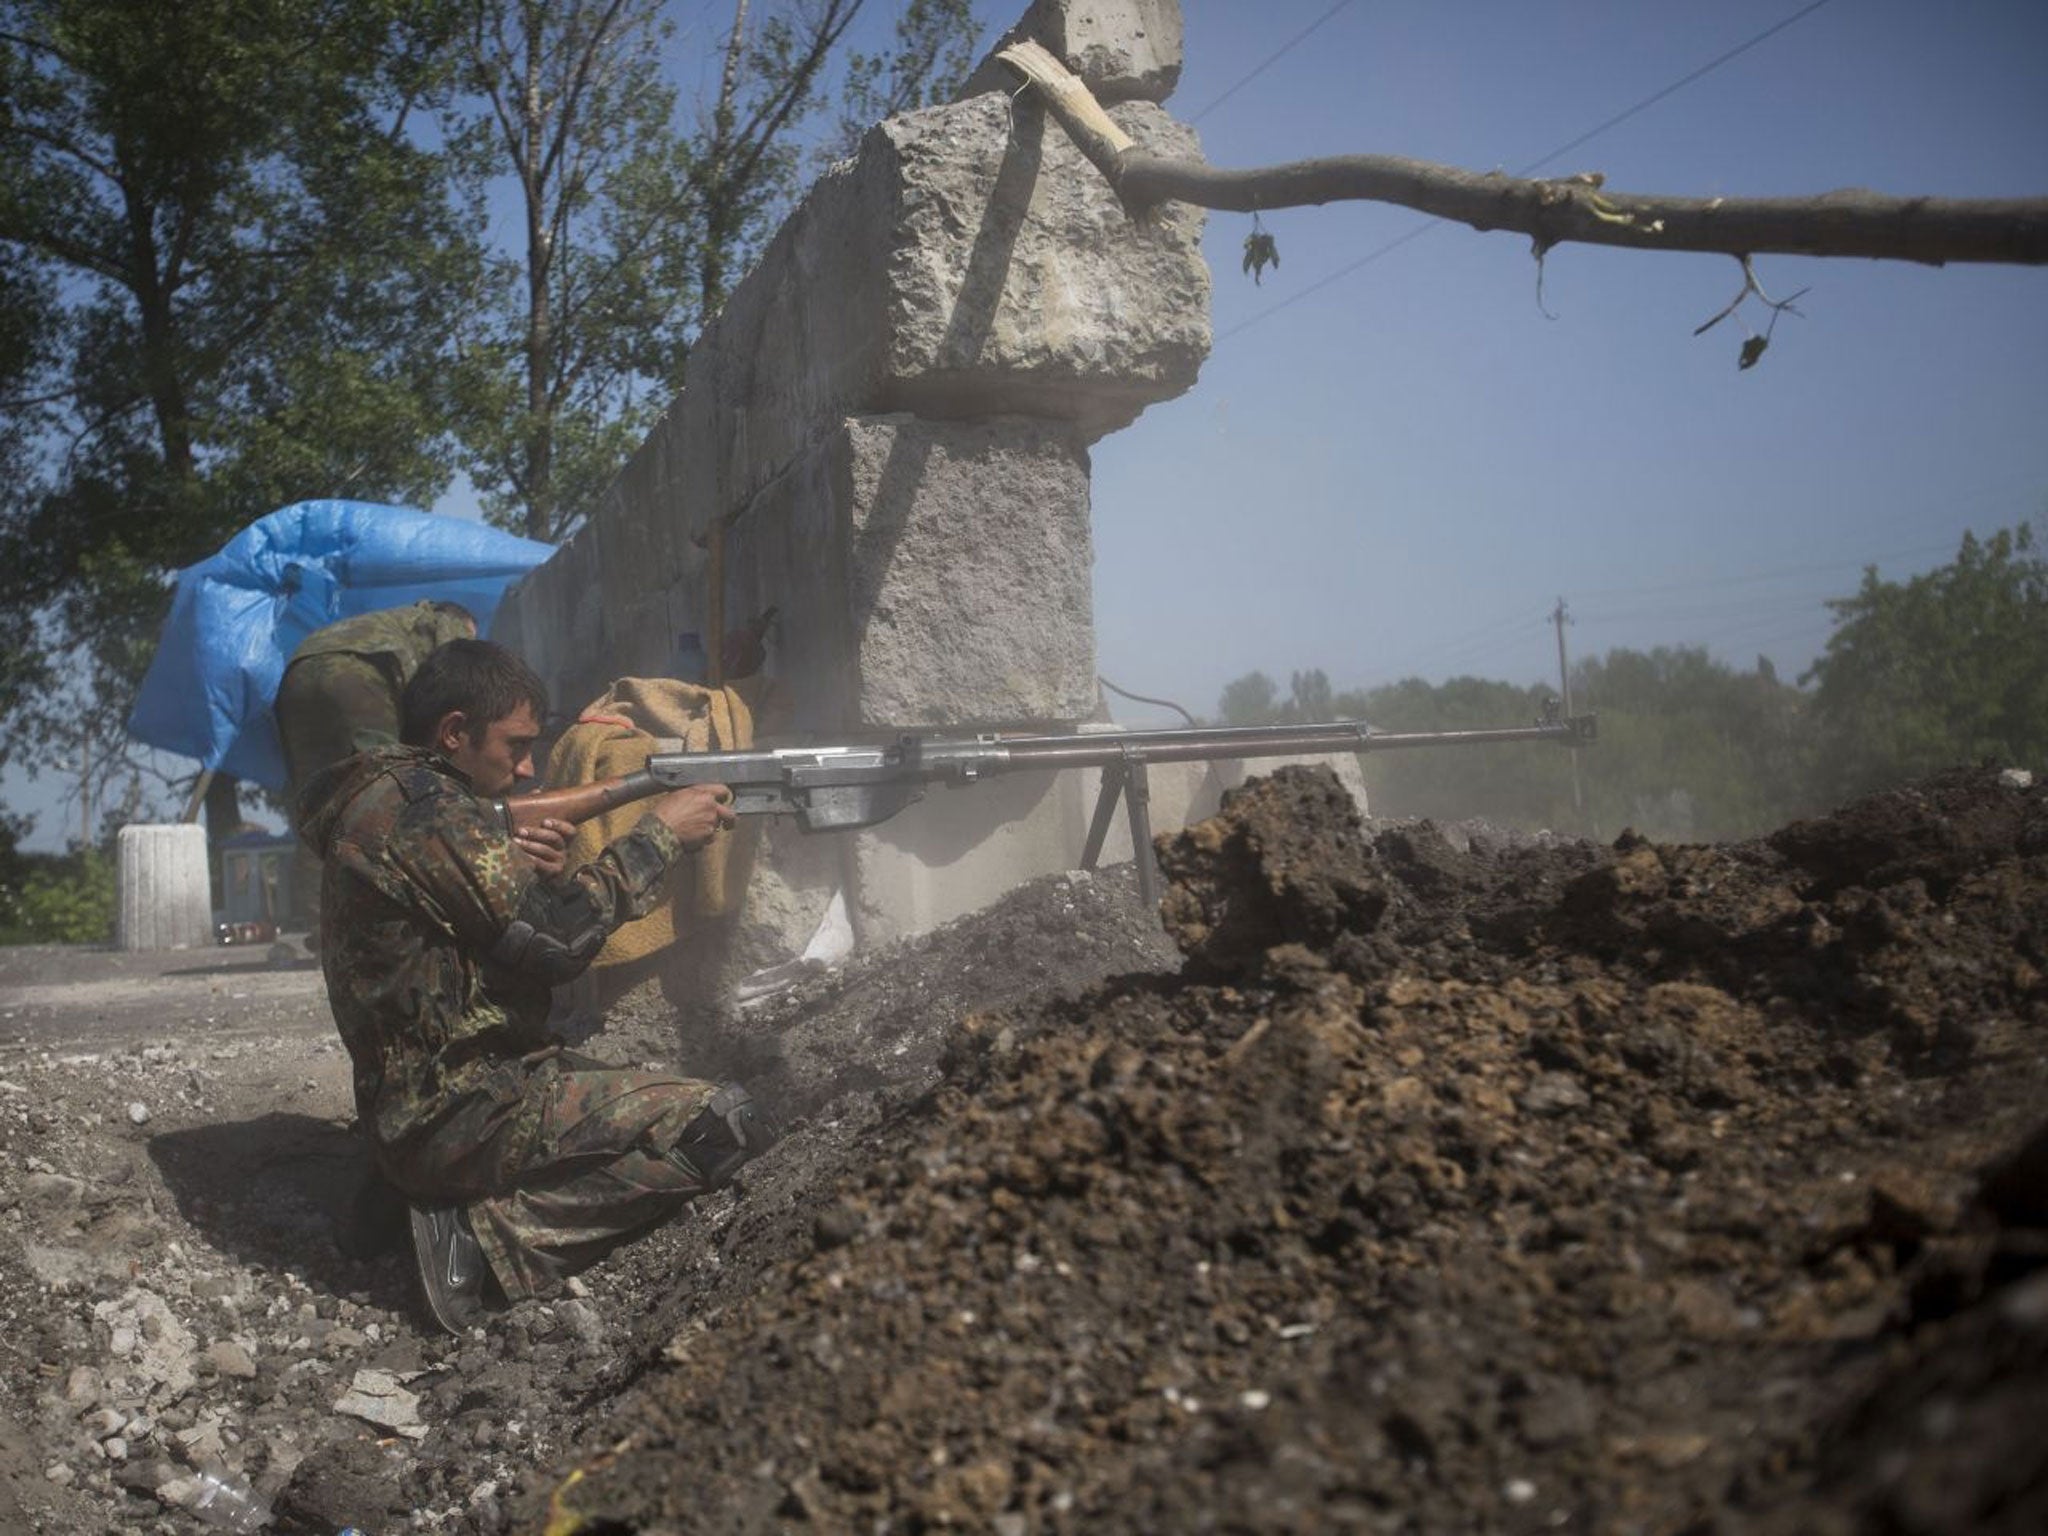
[1187,0,1358,125]
[1097,675,1199,727]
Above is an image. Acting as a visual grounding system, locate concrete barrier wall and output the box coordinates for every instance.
[494,1,1365,963]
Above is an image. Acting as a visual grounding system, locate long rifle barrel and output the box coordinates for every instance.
[496,709,1594,837]
[983,717,1591,769]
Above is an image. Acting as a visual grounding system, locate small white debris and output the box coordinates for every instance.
[127,1102,151,1126]
[1504,1478,1538,1504]
[1239,1389,1272,1411]
[1276,1323,1316,1340]
[1999,767,2034,790]
[334,1368,429,1440]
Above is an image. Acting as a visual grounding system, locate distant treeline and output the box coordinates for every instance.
[1214,525,2047,842]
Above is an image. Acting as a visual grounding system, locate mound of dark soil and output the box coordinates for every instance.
[498,763,2047,1536]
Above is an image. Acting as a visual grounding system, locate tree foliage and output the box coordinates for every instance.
[1213,648,1816,843]
[448,0,979,542]
[1803,525,2048,803]
[0,844,113,944]
[0,0,480,797]
[1213,528,2048,842]
[0,0,979,821]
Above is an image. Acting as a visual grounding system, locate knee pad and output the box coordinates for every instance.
[666,1082,778,1191]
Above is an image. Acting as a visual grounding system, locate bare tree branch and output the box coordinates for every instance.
[997,40,2048,269]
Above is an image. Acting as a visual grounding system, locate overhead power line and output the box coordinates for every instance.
[1216,0,1840,342]
[1187,0,1358,125]
[1515,0,1838,179]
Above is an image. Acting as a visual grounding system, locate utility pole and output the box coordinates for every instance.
[78,725,94,849]
[1552,597,1584,820]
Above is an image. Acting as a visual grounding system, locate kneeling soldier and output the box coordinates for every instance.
[295,639,775,1332]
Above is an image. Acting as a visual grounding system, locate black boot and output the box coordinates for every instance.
[667,1082,778,1191]
[409,1203,487,1335]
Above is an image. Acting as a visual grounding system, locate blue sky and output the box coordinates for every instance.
[1082,0,2048,720]
[8,0,2044,847]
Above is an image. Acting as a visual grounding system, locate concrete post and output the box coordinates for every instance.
[494,2,1357,968]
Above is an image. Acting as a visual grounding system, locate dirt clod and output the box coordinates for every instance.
[1,763,2043,1534]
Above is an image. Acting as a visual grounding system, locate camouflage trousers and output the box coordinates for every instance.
[277,652,405,935]
[379,1049,719,1302]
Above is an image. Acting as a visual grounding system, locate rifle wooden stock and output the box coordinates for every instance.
[493,769,665,834]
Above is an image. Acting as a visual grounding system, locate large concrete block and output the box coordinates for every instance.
[850,768,1078,944]
[675,90,1207,526]
[115,824,212,951]
[723,414,1096,731]
[874,95,1208,438]
[965,0,1184,103]
[494,532,607,719]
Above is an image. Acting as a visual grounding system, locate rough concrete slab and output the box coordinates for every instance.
[493,532,606,722]
[673,90,1207,516]
[843,414,1095,726]
[874,95,1208,437]
[964,0,1185,103]
[723,414,1097,731]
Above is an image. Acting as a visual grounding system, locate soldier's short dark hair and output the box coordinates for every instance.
[401,639,548,746]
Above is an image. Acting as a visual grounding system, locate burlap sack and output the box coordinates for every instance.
[546,677,765,967]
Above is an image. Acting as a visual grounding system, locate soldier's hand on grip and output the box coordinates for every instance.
[513,817,573,877]
[652,783,736,851]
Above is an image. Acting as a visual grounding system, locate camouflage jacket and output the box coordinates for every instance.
[286,599,475,681]
[294,744,682,1152]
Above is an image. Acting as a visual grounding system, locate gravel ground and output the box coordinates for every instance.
[0,764,2043,1534]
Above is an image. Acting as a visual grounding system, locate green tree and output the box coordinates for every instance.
[4,845,114,944]
[449,0,979,541]
[1803,524,2048,803]
[1216,647,1820,841]
[1348,673,1584,834]
[0,0,481,818]
[1215,667,1357,726]
[1217,670,1281,725]
[1573,646,1815,837]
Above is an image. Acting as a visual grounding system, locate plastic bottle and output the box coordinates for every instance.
[190,1469,270,1533]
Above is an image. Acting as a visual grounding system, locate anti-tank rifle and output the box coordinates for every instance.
[495,705,1596,903]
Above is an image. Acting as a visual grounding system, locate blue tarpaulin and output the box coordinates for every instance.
[126,501,553,791]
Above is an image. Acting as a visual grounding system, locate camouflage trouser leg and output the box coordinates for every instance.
[384,1052,719,1302]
